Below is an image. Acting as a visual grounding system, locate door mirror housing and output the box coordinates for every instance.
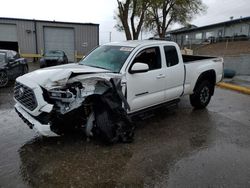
[129,62,149,74]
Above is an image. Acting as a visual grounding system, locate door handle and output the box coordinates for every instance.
[156,74,166,79]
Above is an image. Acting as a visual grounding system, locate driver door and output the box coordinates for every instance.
[126,46,166,113]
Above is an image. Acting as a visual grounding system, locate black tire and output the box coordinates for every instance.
[190,80,213,109]
[0,71,9,87]
[93,106,119,144]
[93,99,134,144]
[40,62,46,68]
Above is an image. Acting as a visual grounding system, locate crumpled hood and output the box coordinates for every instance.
[17,63,119,89]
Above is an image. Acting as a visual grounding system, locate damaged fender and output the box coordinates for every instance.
[45,72,134,143]
[15,64,134,143]
[91,78,134,143]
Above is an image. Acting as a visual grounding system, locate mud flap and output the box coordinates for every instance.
[93,78,134,144]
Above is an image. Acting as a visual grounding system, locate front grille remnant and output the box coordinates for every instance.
[14,82,37,111]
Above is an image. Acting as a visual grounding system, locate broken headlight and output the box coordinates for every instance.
[49,90,73,100]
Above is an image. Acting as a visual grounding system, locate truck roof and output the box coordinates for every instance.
[105,40,177,48]
[0,49,16,53]
[0,50,10,53]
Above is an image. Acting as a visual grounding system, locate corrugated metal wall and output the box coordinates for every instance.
[44,27,75,61]
[0,24,18,41]
[0,18,99,60]
[35,21,99,56]
[0,19,36,53]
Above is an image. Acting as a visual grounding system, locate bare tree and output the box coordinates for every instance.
[144,0,207,38]
[115,0,149,40]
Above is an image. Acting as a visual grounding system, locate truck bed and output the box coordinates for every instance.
[183,54,223,96]
[182,55,216,63]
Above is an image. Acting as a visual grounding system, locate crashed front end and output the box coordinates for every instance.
[14,71,134,143]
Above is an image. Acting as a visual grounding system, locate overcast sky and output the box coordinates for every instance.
[0,0,249,44]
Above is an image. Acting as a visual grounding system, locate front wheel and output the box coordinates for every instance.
[0,71,9,87]
[92,100,134,144]
[190,80,213,109]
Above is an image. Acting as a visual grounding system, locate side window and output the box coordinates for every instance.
[164,46,179,67]
[16,53,20,59]
[12,51,18,59]
[13,51,20,59]
[133,47,161,70]
[6,51,11,59]
[7,51,17,59]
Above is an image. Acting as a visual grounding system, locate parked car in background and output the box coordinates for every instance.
[0,50,28,87]
[40,50,68,68]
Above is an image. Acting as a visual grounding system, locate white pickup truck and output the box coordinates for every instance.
[14,40,223,143]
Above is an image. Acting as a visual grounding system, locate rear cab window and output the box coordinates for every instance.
[164,46,179,67]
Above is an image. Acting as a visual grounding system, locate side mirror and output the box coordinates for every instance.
[129,62,149,74]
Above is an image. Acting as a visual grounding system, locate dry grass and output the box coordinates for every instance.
[194,41,250,56]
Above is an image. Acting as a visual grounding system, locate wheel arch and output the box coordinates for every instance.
[0,69,9,77]
[194,70,216,95]
[0,70,9,87]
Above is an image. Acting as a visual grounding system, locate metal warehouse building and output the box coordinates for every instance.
[0,17,99,62]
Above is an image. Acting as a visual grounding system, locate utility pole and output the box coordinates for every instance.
[109,32,112,42]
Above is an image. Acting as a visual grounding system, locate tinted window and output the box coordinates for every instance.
[164,46,179,67]
[7,51,12,59]
[45,51,64,57]
[14,52,20,59]
[133,47,161,70]
[11,51,18,59]
[0,52,6,63]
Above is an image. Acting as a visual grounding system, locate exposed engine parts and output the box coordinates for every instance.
[44,77,134,144]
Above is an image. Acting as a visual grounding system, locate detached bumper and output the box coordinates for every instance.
[15,104,59,137]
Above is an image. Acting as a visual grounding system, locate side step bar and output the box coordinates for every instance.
[128,99,180,119]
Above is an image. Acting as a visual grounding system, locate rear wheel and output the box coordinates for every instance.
[190,80,213,109]
[0,71,9,87]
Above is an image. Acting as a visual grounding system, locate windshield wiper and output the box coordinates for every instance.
[83,64,111,71]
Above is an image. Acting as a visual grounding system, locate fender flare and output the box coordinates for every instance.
[193,70,216,95]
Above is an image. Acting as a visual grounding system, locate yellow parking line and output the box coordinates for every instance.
[217,82,250,95]
[21,53,42,58]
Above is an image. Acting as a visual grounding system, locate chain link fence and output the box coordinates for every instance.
[173,35,250,50]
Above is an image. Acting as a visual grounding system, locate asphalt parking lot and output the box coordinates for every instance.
[0,82,250,188]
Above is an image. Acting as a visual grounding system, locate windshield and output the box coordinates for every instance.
[79,45,134,72]
[0,52,6,64]
[44,51,63,57]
